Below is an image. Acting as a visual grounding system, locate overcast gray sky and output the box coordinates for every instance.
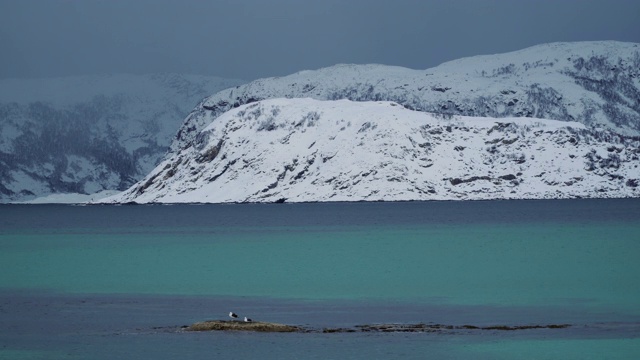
[1,0,639,81]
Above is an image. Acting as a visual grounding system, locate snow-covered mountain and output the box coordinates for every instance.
[9,41,639,203]
[101,98,640,204]
[0,73,244,202]
[171,41,640,157]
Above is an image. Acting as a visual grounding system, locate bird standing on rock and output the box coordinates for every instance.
[244,316,252,322]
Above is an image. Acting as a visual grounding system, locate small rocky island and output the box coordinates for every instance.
[186,320,302,333]
[185,320,570,334]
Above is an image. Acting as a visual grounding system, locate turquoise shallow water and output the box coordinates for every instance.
[1,199,639,359]
[464,338,640,360]
[1,222,639,313]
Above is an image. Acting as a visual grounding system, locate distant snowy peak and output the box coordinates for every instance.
[102,98,640,204]
[434,41,637,72]
[172,41,640,154]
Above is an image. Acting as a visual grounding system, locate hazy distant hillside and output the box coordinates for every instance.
[172,41,640,154]
[0,73,244,202]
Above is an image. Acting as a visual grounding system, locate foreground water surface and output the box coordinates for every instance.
[1,199,639,359]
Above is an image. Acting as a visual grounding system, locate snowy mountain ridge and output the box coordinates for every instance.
[101,98,640,204]
[172,41,640,156]
[0,73,245,202]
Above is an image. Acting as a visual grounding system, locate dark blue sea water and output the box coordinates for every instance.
[1,199,639,359]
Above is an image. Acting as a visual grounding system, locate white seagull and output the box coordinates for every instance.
[244,316,252,322]
[229,312,238,320]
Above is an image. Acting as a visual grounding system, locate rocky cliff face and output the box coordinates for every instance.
[0,73,244,202]
[101,98,640,204]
